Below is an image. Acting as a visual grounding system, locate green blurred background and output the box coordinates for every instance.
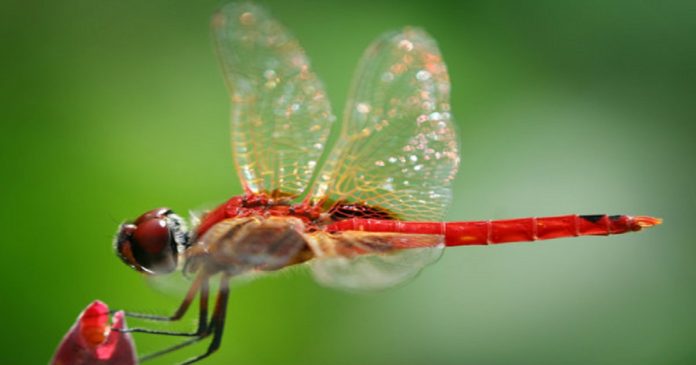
[1,0,694,364]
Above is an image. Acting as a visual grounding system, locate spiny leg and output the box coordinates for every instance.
[137,276,213,362]
[139,326,213,363]
[124,274,210,337]
[120,271,207,322]
[178,274,232,365]
[195,276,210,334]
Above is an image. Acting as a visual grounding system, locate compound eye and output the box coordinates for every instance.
[115,208,181,275]
[115,224,139,270]
[133,218,170,255]
[134,208,171,225]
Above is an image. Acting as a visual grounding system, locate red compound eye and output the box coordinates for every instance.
[115,208,182,275]
[134,208,171,225]
[133,218,170,254]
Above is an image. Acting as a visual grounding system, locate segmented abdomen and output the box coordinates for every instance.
[326,214,661,246]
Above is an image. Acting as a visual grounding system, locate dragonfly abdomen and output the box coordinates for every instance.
[327,214,661,247]
[443,215,661,246]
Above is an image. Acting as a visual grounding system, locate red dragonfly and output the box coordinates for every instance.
[113,3,661,364]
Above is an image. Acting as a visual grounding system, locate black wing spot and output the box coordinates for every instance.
[329,201,397,221]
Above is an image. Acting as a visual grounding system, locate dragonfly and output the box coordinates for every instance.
[112,2,661,364]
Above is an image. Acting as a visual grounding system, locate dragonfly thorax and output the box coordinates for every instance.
[183,216,312,276]
[195,194,327,239]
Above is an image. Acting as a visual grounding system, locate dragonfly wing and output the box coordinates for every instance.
[309,28,459,220]
[146,272,195,297]
[307,231,444,291]
[213,3,335,200]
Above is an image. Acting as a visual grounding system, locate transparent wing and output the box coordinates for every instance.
[307,231,444,291]
[146,272,195,297]
[310,28,459,220]
[213,3,335,200]
[145,263,270,297]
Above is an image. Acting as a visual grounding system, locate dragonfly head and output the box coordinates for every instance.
[114,208,188,275]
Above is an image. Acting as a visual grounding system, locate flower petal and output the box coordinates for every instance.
[50,300,138,365]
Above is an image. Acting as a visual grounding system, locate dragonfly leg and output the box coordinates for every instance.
[177,274,231,365]
[119,272,207,322]
[137,276,215,362]
[120,275,210,337]
[138,328,213,363]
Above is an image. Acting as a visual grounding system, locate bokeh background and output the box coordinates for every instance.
[2,0,694,364]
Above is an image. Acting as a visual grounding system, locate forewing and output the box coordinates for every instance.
[146,272,195,297]
[310,28,459,220]
[307,231,444,291]
[213,3,335,200]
